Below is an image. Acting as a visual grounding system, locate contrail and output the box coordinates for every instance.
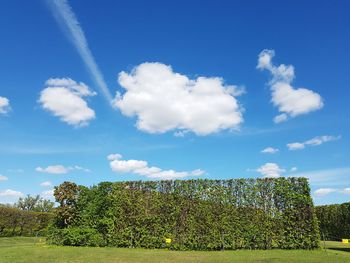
[47,0,113,104]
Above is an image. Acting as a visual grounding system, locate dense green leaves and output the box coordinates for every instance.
[0,205,53,236]
[316,202,350,240]
[48,178,320,250]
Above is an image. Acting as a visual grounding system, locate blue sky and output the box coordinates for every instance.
[0,0,349,205]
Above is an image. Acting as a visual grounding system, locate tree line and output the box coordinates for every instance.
[0,195,54,236]
[315,202,350,240]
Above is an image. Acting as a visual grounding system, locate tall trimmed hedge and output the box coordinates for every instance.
[316,202,350,240]
[0,205,54,236]
[48,178,320,250]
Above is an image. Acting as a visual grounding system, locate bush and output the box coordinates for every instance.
[48,178,320,250]
[316,202,350,240]
[0,205,54,237]
[47,227,104,246]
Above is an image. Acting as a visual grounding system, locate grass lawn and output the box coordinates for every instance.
[0,237,350,263]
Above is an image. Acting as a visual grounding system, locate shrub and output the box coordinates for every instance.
[48,178,320,250]
[0,205,53,237]
[47,227,104,246]
[316,202,350,240]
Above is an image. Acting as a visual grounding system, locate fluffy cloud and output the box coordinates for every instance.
[257,50,323,123]
[113,62,244,135]
[40,181,53,187]
[0,189,24,198]
[287,135,340,150]
[0,96,10,114]
[261,147,279,154]
[256,163,285,178]
[0,175,8,181]
[314,188,337,197]
[35,164,90,174]
[39,78,96,127]
[108,153,205,180]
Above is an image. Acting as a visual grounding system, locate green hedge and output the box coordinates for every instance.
[316,202,350,240]
[0,205,54,236]
[49,178,320,250]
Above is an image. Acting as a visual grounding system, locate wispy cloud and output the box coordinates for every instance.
[314,187,350,197]
[261,147,279,154]
[36,165,91,174]
[40,181,53,187]
[314,188,337,197]
[287,135,340,150]
[0,175,8,181]
[289,167,350,186]
[47,0,113,103]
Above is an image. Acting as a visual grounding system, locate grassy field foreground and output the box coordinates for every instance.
[0,237,350,263]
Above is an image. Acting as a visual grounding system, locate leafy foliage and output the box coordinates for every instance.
[49,178,320,250]
[0,205,54,236]
[316,202,350,240]
[16,195,55,212]
[53,181,80,228]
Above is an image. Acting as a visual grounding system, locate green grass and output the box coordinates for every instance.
[0,237,350,263]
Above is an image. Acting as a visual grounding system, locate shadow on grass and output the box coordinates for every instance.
[327,247,350,253]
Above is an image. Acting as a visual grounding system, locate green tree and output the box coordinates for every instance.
[16,194,55,212]
[54,181,80,228]
[16,195,41,211]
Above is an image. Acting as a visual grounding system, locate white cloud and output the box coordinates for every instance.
[287,142,305,150]
[273,113,288,123]
[314,187,350,197]
[288,167,350,186]
[36,164,90,174]
[47,0,113,103]
[36,165,69,174]
[290,167,298,172]
[108,153,205,180]
[0,96,10,114]
[287,135,340,150]
[40,181,53,187]
[113,62,244,135]
[314,188,337,197]
[41,189,55,200]
[257,49,323,122]
[256,163,285,178]
[0,175,8,181]
[341,188,350,194]
[73,165,91,173]
[39,78,96,127]
[261,147,279,154]
[0,189,24,198]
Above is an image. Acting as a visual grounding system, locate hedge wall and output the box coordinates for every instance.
[48,178,320,250]
[316,202,350,240]
[0,205,54,236]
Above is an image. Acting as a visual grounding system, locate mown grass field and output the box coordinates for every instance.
[0,237,350,263]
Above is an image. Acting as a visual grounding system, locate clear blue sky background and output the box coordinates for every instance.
[0,0,349,205]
